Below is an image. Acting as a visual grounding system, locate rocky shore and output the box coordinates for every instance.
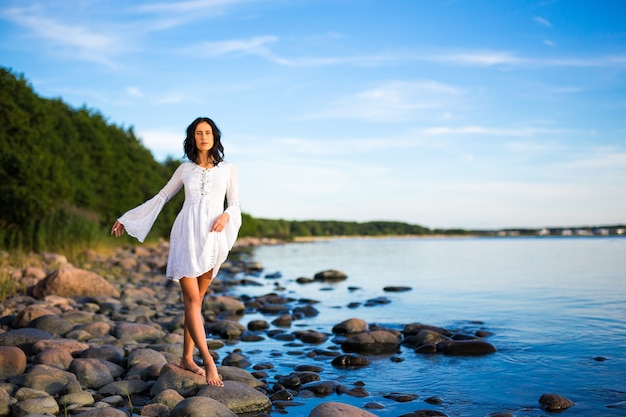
[0,241,575,417]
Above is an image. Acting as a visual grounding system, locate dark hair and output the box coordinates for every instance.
[183,117,224,165]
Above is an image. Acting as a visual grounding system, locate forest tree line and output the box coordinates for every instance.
[0,67,439,253]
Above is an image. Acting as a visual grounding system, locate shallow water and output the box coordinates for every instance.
[223,237,626,416]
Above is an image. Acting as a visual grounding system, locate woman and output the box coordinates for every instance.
[111,117,241,386]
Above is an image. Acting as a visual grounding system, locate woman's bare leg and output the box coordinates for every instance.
[180,271,214,376]
[179,272,223,386]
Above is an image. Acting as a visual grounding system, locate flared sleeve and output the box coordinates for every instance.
[118,164,184,243]
[223,163,242,249]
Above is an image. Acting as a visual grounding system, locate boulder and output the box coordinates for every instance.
[32,266,120,298]
[313,270,348,282]
[332,318,369,334]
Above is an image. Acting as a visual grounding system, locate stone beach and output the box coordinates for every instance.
[0,239,575,417]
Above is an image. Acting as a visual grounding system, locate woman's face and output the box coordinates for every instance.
[194,121,214,153]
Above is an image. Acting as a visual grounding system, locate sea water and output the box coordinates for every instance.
[225,237,626,416]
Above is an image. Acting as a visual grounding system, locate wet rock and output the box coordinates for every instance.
[301,380,342,397]
[247,319,270,331]
[313,270,348,282]
[0,346,27,379]
[538,393,575,411]
[383,286,412,292]
[332,318,369,334]
[331,354,370,369]
[170,396,237,417]
[398,411,448,416]
[438,340,496,356]
[221,351,251,368]
[210,320,246,340]
[296,330,328,344]
[403,323,452,337]
[309,401,379,417]
[341,330,401,354]
[271,315,293,327]
[32,266,120,299]
[383,392,419,402]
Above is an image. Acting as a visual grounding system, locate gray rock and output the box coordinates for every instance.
[0,328,53,356]
[0,388,10,417]
[98,380,148,396]
[218,366,267,388]
[114,322,165,343]
[22,364,78,395]
[29,314,74,336]
[79,345,126,365]
[73,407,130,417]
[210,320,246,340]
[69,358,114,389]
[197,380,272,415]
[150,363,205,397]
[127,347,167,367]
[203,295,245,314]
[57,391,96,408]
[11,395,60,417]
[32,266,120,299]
[170,396,238,417]
[309,401,379,417]
[152,388,185,409]
[221,351,251,368]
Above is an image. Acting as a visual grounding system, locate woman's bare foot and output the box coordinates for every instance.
[205,360,224,387]
[179,358,206,376]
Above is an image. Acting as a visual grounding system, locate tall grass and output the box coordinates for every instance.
[0,204,111,261]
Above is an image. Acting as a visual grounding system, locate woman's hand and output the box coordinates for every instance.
[111,221,125,237]
[211,213,230,232]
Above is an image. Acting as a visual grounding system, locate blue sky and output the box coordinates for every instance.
[1,0,625,229]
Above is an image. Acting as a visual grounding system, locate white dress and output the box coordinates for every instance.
[118,161,241,281]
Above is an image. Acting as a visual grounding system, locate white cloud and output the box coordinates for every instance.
[534,16,552,28]
[302,81,463,122]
